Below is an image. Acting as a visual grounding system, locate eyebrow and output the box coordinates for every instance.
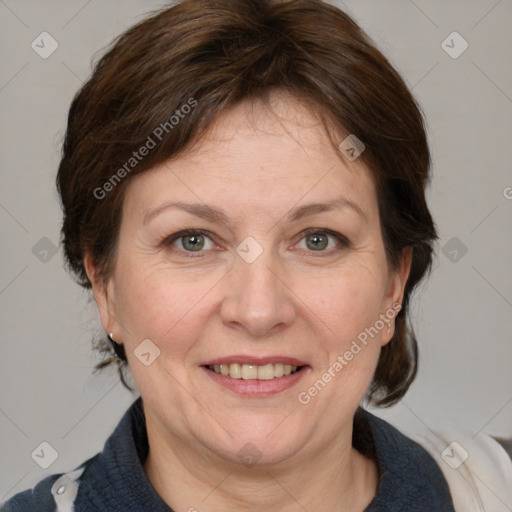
[142,196,368,226]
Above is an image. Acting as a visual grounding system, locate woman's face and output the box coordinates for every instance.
[87,93,410,467]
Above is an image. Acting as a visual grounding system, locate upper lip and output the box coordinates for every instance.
[202,355,309,366]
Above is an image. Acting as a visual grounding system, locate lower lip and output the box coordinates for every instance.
[201,366,309,396]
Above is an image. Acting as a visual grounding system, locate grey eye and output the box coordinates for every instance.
[172,233,215,251]
[304,233,330,251]
[181,234,205,251]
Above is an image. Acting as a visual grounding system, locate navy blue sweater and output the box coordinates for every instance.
[1,397,455,511]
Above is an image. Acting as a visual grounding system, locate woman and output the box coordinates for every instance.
[2,0,510,510]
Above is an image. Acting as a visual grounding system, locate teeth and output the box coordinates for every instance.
[230,363,242,379]
[257,364,274,380]
[241,364,258,380]
[208,363,301,379]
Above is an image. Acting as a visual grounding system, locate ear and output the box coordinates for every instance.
[381,247,412,345]
[84,251,120,340]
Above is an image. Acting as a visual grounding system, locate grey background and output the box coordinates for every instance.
[1,0,511,503]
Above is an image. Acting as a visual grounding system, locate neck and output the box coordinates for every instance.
[143,414,378,512]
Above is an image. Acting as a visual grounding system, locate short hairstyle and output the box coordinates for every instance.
[56,0,437,406]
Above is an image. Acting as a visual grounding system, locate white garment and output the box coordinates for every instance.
[408,425,512,512]
[50,467,85,512]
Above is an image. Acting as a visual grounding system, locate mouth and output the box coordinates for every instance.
[200,357,310,396]
[204,362,306,380]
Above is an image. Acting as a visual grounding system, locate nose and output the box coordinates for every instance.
[220,246,296,337]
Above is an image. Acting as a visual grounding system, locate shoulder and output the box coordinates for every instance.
[1,459,95,512]
[356,409,455,511]
[404,423,512,512]
[1,473,61,512]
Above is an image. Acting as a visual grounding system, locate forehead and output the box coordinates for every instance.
[123,93,378,223]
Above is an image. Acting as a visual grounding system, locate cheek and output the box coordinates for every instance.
[303,266,386,339]
[295,263,388,402]
[301,278,385,405]
[114,263,220,351]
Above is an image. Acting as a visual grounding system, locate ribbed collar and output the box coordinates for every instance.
[76,397,170,511]
[360,409,455,511]
[76,397,455,511]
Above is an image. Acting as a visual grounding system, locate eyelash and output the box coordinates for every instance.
[162,228,351,258]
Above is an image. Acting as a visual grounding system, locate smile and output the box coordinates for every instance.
[205,363,303,380]
[201,360,309,396]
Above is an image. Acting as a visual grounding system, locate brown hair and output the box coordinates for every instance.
[56,0,437,406]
